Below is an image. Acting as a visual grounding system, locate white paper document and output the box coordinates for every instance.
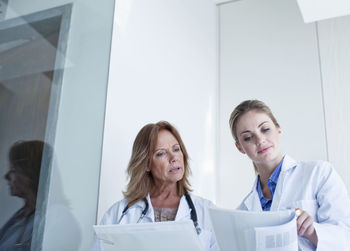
[209,208,298,251]
[93,220,203,251]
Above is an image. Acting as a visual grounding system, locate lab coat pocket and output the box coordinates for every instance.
[292,199,318,219]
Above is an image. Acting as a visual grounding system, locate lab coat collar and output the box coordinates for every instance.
[144,193,155,220]
[242,154,297,211]
[269,154,297,210]
[281,154,297,172]
[132,193,191,222]
[243,178,263,211]
[174,194,191,221]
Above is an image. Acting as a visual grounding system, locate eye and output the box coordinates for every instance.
[156,151,165,157]
[262,127,270,133]
[173,146,181,152]
[243,136,252,142]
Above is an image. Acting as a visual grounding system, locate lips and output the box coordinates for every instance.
[169,167,181,173]
[258,146,271,154]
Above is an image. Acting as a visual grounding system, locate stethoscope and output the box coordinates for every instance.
[117,193,202,235]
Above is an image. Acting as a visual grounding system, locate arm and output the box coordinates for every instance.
[90,235,104,251]
[207,201,219,251]
[313,163,350,250]
[90,201,124,251]
[90,213,111,251]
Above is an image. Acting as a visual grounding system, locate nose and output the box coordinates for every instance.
[255,133,265,145]
[4,171,10,181]
[169,152,177,163]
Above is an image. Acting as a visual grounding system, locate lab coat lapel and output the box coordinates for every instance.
[174,195,191,221]
[139,194,155,222]
[243,177,263,211]
[270,155,297,211]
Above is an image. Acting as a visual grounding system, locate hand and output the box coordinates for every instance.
[295,208,318,246]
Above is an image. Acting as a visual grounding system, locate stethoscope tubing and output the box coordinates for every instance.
[118,193,201,235]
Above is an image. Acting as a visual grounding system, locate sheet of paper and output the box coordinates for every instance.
[254,214,298,251]
[93,220,203,251]
[296,0,350,23]
[208,208,297,251]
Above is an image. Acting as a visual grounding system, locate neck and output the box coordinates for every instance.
[150,182,180,208]
[21,197,36,217]
[255,154,283,185]
[150,182,178,198]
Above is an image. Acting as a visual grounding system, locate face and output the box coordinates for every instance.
[148,130,185,186]
[4,165,30,198]
[235,110,282,168]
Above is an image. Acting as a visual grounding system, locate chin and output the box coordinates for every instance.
[174,173,184,182]
[260,150,276,159]
[10,191,18,197]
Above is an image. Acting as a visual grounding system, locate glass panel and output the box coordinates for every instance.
[0,6,70,250]
[0,0,114,250]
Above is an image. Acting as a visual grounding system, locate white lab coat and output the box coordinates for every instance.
[238,155,350,250]
[91,193,218,251]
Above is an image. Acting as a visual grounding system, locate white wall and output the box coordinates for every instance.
[217,0,327,208]
[98,0,219,221]
[99,0,350,222]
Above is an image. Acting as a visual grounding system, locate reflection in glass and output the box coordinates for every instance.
[0,141,51,250]
[0,5,71,250]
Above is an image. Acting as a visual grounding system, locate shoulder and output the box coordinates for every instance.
[283,154,333,176]
[288,158,341,191]
[100,198,128,225]
[186,193,217,232]
[294,159,334,177]
[188,193,215,209]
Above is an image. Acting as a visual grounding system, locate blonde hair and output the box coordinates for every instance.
[123,121,192,206]
[229,100,280,172]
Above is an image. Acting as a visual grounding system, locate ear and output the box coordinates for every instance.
[235,142,246,154]
[277,125,282,134]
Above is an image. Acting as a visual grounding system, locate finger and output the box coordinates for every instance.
[296,211,308,232]
[302,217,315,237]
[298,215,312,236]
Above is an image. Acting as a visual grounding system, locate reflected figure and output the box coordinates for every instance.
[0,140,47,250]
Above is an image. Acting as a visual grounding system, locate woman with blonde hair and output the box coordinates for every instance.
[230,99,350,250]
[92,121,217,251]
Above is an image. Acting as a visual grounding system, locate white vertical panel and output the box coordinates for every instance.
[99,0,218,222]
[218,0,327,208]
[317,16,350,193]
